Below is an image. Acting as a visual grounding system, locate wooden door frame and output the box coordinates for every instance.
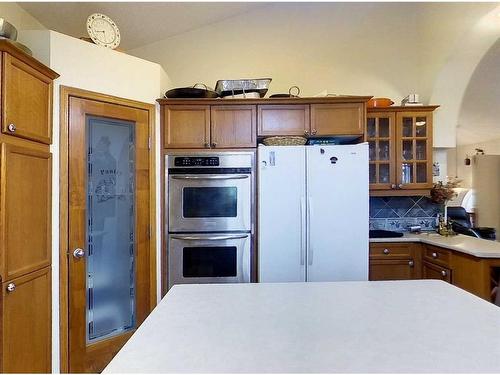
[59,86,156,372]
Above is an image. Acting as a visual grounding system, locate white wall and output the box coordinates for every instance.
[19,30,170,373]
[0,2,46,30]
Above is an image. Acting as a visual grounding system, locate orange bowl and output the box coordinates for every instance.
[367,98,394,108]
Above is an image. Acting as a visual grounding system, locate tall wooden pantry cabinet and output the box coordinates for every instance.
[0,41,58,373]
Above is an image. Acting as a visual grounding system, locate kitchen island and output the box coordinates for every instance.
[104,281,500,373]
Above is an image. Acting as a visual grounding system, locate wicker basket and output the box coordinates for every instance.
[263,136,307,146]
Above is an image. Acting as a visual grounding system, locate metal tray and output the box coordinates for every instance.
[215,78,271,98]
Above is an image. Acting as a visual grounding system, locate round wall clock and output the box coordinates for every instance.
[86,13,121,49]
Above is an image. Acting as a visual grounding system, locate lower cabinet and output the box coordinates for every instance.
[2,266,51,373]
[422,261,452,283]
[370,259,417,280]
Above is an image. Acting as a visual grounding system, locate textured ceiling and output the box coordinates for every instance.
[18,2,263,50]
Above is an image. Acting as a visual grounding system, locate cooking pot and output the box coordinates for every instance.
[367,98,394,108]
[165,84,219,99]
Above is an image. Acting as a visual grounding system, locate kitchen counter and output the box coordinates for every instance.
[104,281,500,373]
[370,232,500,258]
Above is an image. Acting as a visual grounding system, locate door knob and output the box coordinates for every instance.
[391,184,397,189]
[204,142,210,148]
[304,130,310,136]
[7,123,16,133]
[211,142,217,148]
[311,129,317,135]
[73,248,85,259]
[398,184,403,189]
[6,283,15,293]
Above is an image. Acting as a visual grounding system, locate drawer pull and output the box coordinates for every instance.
[7,123,16,133]
[441,270,447,277]
[6,283,15,293]
[432,252,438,259]
[408,260,414,267]
[383,248,390,255]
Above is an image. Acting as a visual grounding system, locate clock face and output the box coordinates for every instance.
[86,13,120,49]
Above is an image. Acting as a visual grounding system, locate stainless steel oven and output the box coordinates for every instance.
[165,151,255,289]
[167,152,253,233]
[168,232,251,286]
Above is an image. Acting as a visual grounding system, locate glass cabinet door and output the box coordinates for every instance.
[366,113,395,189]
[396,112,433,189]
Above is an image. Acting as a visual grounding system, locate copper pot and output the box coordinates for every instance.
[367,98,394,108]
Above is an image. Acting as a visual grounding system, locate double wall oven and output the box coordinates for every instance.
[166,151,255,289]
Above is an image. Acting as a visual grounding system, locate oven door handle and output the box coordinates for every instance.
[171,234,249,241]
[170,175,249,180]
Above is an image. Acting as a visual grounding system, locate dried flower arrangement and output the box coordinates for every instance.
[430,178,461,204]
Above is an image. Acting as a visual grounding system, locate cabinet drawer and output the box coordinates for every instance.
[257,105,310,136]
[369,259,416,281]
[311,103,364,136]
[369,243,413,259]
[424,245,451,267]
[423,261,451,283]
[2,53,54,144]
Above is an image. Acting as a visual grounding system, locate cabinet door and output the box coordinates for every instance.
[2,266,51,373]
[311,103,365,136]
[0,143,51,280]
[367,112,396,190]
[396,112,433,190]
[369,259,416,280]
[257,105,310,136]
[163,105,210,148]
[2,53,53,144]
[211,105,256,148]
[423,261,451,283]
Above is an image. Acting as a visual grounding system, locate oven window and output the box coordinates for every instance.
[183,247,237,278]
[183,187,237,218]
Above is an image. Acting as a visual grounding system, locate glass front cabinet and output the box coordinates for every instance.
[366,106,438,194]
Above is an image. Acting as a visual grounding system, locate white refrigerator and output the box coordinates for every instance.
[258,143,369,282]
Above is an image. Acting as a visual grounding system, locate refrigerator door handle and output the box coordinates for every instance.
[307,196,313,266]
[300,197,306,265]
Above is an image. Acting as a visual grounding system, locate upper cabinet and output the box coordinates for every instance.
[1,49,58,144]
[159,97,371,148]
[367,106,438,195]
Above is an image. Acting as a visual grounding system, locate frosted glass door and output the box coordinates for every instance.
[86,115,136,343]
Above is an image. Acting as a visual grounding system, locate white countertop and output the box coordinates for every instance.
[370,232,500,258]
[104,281,500,373]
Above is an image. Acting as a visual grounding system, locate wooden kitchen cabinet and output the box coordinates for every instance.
[423,261,452,283]
[311,103,365,136]
[0,41,57,374]
[2,266,51,373]
[369,242,421,281]
[163,105,210,148]
[257,104,310,136]
[0,143,52,280]
[2,53,55,145]
[367,106,438,195]
[211,105,256,148]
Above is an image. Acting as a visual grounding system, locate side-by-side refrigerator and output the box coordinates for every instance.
[258,143,369,282]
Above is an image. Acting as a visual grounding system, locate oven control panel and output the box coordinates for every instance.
[174,157,220,167]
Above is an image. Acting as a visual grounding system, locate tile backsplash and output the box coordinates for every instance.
[369,196,442,232]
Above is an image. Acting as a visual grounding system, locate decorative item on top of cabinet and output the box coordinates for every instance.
[367,106,439,196]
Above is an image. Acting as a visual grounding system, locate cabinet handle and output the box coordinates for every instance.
[304,130,310,136]
[408,260,414,267]
[73,248,85,259]
[7,123,16,133]
[204,142,210,148]
[441,270,447,277]
[6,283,15,293]
[311,129,317,135]
[432,252,438,259]
[398,184,403,189]
[383,248,390,255]
[211,142,217,148]
[391,184,397,189]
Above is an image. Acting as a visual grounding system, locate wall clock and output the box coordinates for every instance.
[86,13,121,49]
